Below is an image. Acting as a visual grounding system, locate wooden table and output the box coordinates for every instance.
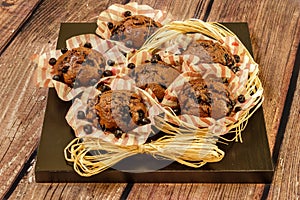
[0,0,299,199]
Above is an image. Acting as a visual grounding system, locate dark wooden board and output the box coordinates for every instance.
[35,22,274,183]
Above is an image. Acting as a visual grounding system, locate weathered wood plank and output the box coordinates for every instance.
[207,0,300,152]
[0,0,127,199]
[0,0,42,53]
[2,0,299,199]
[267,57,300,200]
[9,167,126,200]
[128,0,300,199]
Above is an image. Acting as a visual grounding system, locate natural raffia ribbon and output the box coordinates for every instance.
[64,132,224,177]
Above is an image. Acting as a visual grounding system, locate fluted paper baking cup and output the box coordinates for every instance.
[34,34,126,101]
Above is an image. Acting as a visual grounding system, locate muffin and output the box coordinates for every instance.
[173,77,236,119]
[91,89,151,134]
[182,39,240,72]
[50,45,106,87]
[108,12,162,49]
[129,58,180,101]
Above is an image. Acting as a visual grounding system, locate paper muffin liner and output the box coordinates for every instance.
[160,67,260,135]
[34,34,127,101]
[65,74,165,146]
[95,2,172,50]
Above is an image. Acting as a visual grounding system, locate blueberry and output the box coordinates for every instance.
[77,111,86,119]
[84,42,92,49]
[234,55,240,63]
[238,95,246,103]
[124,11,132,17]
[61,47,68,54]
[107,22,114,29]
[127,63,135,69]
[52,75,60,81]
[49,58,57,66]
[103,70,113,77]
[125,40,133,48]
[107,59,115,66]
[83,124,93,134]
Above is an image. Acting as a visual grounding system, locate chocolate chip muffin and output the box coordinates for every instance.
[129,59,180,101]
[174,77,235,119]
[108,12,162,49]
[182,39,240,71]
[94,90,151,133]
[50,45,106,87]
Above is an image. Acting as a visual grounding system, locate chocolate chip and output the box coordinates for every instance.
[196,97,202,104]
[138,118,151,125]
[49,58,57,66]
[100,124,106,131]
[137,109,145,119]
[107,22,114,29]
[52,75,60,81]
[234,55,240,63]
[61,47,68,54]
[89,78,98,86]
[125,40,133,48]
[124,11,132,17]
[114,129,123,138]
[127,63,135,69]
[234,106,242,112]
[83,124,93,134]
[173,107,181,115]
[77,111,86,119]
[62,66,69,73]
[103,70,113,77]
[84,42,92,49]
[238,94,246,103]
[97,84,111,92]
[224,53,230,65]
[232,66,240,73]
[107,59,115,66]
[222,78,229,84]
[152,54,162,62]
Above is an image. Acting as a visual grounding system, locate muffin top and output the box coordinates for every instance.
[109,14,162,49]
[51,46,106,87]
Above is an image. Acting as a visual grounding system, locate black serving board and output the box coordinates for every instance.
[35,23,274,183]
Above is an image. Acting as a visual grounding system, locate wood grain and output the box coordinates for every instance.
[0,0,42,53]
[0,0,299,199]
[128,0,300,199]
[267,58,300,200]
[9,166,126,200]
[0,0,127,199]
[207,0,300,152]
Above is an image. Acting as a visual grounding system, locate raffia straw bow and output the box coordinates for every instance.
[64,133,224,177]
